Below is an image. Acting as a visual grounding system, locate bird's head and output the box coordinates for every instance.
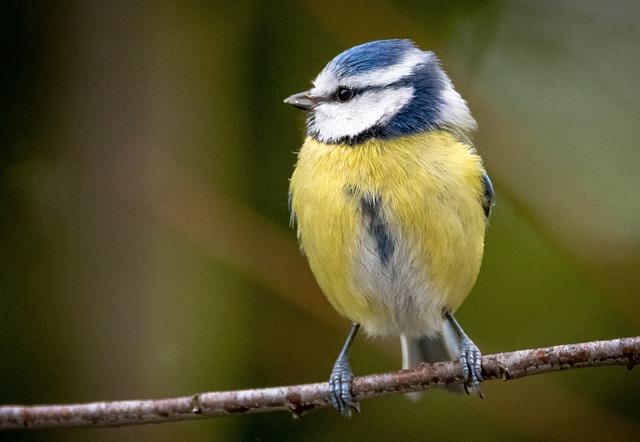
[285,39,476,146]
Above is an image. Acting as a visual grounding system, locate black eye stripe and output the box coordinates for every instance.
[330,84,403,102]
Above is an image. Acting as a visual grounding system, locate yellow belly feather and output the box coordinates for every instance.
[289,131,486,337]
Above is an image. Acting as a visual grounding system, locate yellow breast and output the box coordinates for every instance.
[289,131,487,337]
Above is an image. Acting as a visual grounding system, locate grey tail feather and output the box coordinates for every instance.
[400,320,464,400]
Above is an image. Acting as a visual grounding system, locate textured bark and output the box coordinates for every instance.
[1,336,638,430]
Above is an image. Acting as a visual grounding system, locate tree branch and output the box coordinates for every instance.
[2,336,639,430]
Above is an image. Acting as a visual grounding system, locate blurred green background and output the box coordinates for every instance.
[2,0,639,441]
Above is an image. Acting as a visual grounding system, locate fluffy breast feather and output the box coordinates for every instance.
[289,131,487,337]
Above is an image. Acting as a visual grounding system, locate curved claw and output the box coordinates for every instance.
[329,355,360,417]
[458,335,483,395]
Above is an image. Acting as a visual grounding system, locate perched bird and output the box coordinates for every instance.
[284,39,494,417]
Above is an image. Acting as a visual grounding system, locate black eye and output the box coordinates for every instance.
[336,86,355,102]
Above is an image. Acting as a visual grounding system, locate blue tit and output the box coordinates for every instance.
[284,39,495,417]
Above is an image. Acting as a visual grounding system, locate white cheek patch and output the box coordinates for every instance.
[311,86,414,142]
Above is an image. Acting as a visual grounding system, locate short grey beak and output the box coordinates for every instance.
[284,91,315,111]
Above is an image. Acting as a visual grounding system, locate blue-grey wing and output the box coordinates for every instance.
[482,173,495,219]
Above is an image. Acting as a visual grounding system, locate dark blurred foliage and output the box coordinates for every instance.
[1,1,640,441]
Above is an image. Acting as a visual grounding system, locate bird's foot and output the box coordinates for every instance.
[458,335,483,396]
[329,354,360,417]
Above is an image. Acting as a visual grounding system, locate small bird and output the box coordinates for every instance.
[284,39,494,417]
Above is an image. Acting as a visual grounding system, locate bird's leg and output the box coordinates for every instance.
[329,323,361,417]
[444,311,483,396]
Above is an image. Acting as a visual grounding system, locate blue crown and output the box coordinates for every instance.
[327,39,418,77]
